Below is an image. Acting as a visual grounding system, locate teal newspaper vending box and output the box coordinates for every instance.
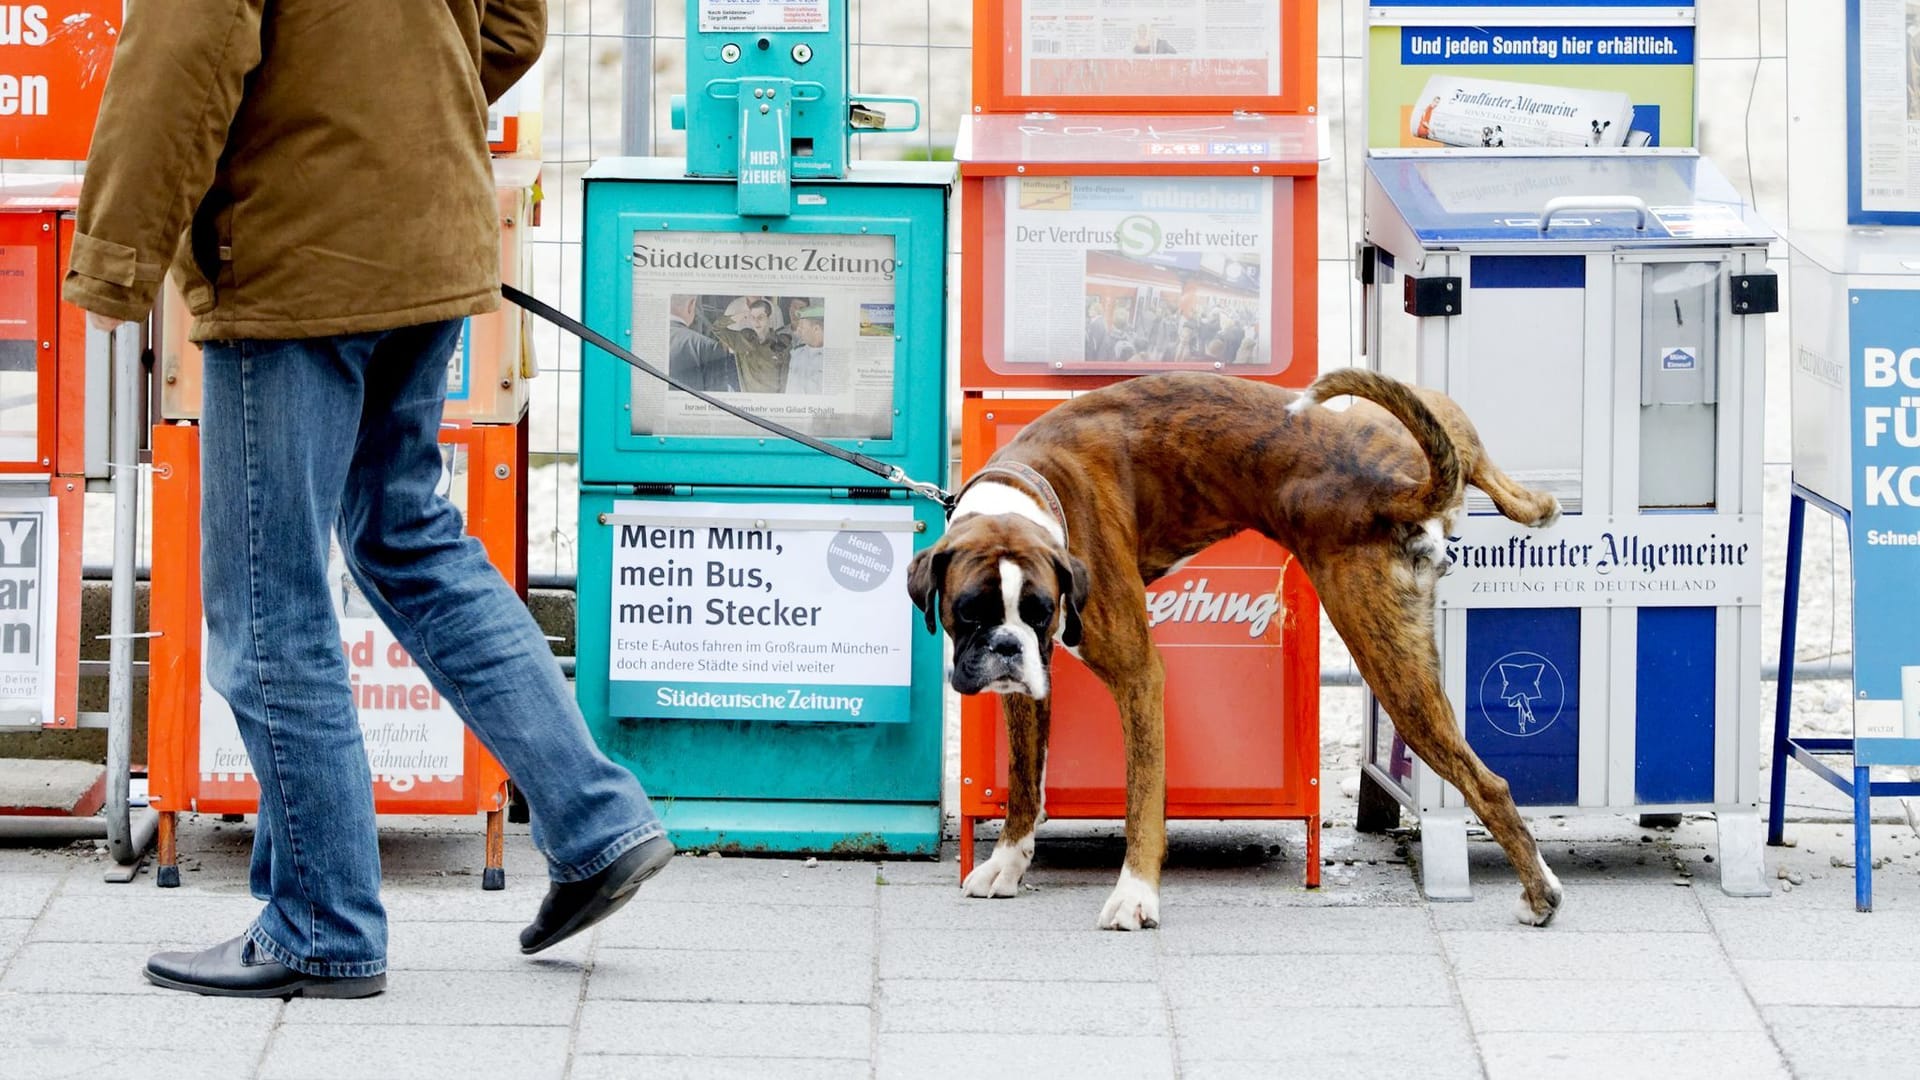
[573,1,950,854]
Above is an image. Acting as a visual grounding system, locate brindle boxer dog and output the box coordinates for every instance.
[907,368,1564,930]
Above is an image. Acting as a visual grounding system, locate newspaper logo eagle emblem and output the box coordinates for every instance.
[1476,650,1565,738]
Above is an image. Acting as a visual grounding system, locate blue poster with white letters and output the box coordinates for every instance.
[1848,289,1920,765]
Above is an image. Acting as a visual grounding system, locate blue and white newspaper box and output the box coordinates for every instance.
[1358,153,1777,900]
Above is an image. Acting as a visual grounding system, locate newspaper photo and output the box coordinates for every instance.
[1410,75,1642,149]
[1020,0,1280,98]
[1855,0,1920,215]
[1002,176,1276,369]
[629,231,897,441]
[0,497,55,726]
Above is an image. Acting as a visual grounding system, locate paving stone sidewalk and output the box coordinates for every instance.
[6,771,1920,1080]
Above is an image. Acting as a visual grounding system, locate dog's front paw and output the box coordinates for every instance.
[962,835,1034,899]
[1097,866,1160,931]
[1512,851,1564,927]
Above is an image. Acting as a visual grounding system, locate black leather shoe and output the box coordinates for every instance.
[521,833,675,954]
[144,934,386,999]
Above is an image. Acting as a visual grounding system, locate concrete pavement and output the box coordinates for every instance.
[6,768,1920,1079]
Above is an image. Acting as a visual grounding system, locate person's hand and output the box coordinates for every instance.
[87,312,126,333]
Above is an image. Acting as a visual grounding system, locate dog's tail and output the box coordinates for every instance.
[1288,368,1462,521]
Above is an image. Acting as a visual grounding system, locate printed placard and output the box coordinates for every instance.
[0,2,121,160]
[697,0,828,33]
[199,445,472,794]
[1436,513,1761,609]
[0,497,56,725]
[0,243,41,461]
[1367,24,1696,150]
[1848,291,1920,763]
[1849,0,1920,221]
[605,500,913,723]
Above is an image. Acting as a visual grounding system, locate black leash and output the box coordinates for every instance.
[502,284,956,512]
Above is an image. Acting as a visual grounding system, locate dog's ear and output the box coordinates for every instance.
[906,542,953,636]
[1052,552,1091,648]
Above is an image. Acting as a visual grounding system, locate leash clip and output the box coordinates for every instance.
[887,467,956,514]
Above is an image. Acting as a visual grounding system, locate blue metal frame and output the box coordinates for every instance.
[1769,483,1920,911]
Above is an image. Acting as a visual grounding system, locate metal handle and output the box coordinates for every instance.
[1538,195,1650,232]
[703,78,827,102]
[849,95,921,134]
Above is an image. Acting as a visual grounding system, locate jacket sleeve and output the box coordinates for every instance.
[480,0,547,105]
[61,1,266,322]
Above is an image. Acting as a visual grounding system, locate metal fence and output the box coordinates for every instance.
[0,0,1854,688]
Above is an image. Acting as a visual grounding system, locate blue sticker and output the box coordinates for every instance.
[1399,26,1694,66]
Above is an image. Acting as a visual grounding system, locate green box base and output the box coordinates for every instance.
[655,799,940,858]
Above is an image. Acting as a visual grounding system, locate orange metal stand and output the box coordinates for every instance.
[956,399,1320,885]
[146,420,523,888]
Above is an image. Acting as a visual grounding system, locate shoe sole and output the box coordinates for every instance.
[143,968,387,1000]
[520,838,674,955]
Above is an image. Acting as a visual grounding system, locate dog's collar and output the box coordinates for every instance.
[955,460,1068,548]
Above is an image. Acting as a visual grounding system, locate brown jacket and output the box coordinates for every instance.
[62,0,544,341]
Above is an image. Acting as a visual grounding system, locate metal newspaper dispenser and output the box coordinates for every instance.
[1765,0,1920,912]
[952,105,1325,881]
[1357,154,1778,900]
[574,0,949,854]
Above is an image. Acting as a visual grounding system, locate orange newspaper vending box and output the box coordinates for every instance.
[145,419,527,888]
[956,111,1320,392]
[956,400,1322,884]
[972,0,1314,116]
[955,0,1322,880]
[0,184,90,738]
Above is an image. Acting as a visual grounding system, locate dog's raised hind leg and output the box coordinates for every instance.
[1321,566,1562,926]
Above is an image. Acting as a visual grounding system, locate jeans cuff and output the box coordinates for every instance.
[551,824,668,884]
[247,922,386,980]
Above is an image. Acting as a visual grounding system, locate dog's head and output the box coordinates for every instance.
[906,513,1090,699]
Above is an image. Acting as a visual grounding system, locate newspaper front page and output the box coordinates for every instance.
[629,231,897,442]
[1856,0,1920,215]
[1001,176,1276,370]
[1021,0,1280,97]
[0,497,55,726]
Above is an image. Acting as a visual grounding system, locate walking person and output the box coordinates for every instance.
[63,0,672,999]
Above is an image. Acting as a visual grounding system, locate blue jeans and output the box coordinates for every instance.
[200,319,663,978]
